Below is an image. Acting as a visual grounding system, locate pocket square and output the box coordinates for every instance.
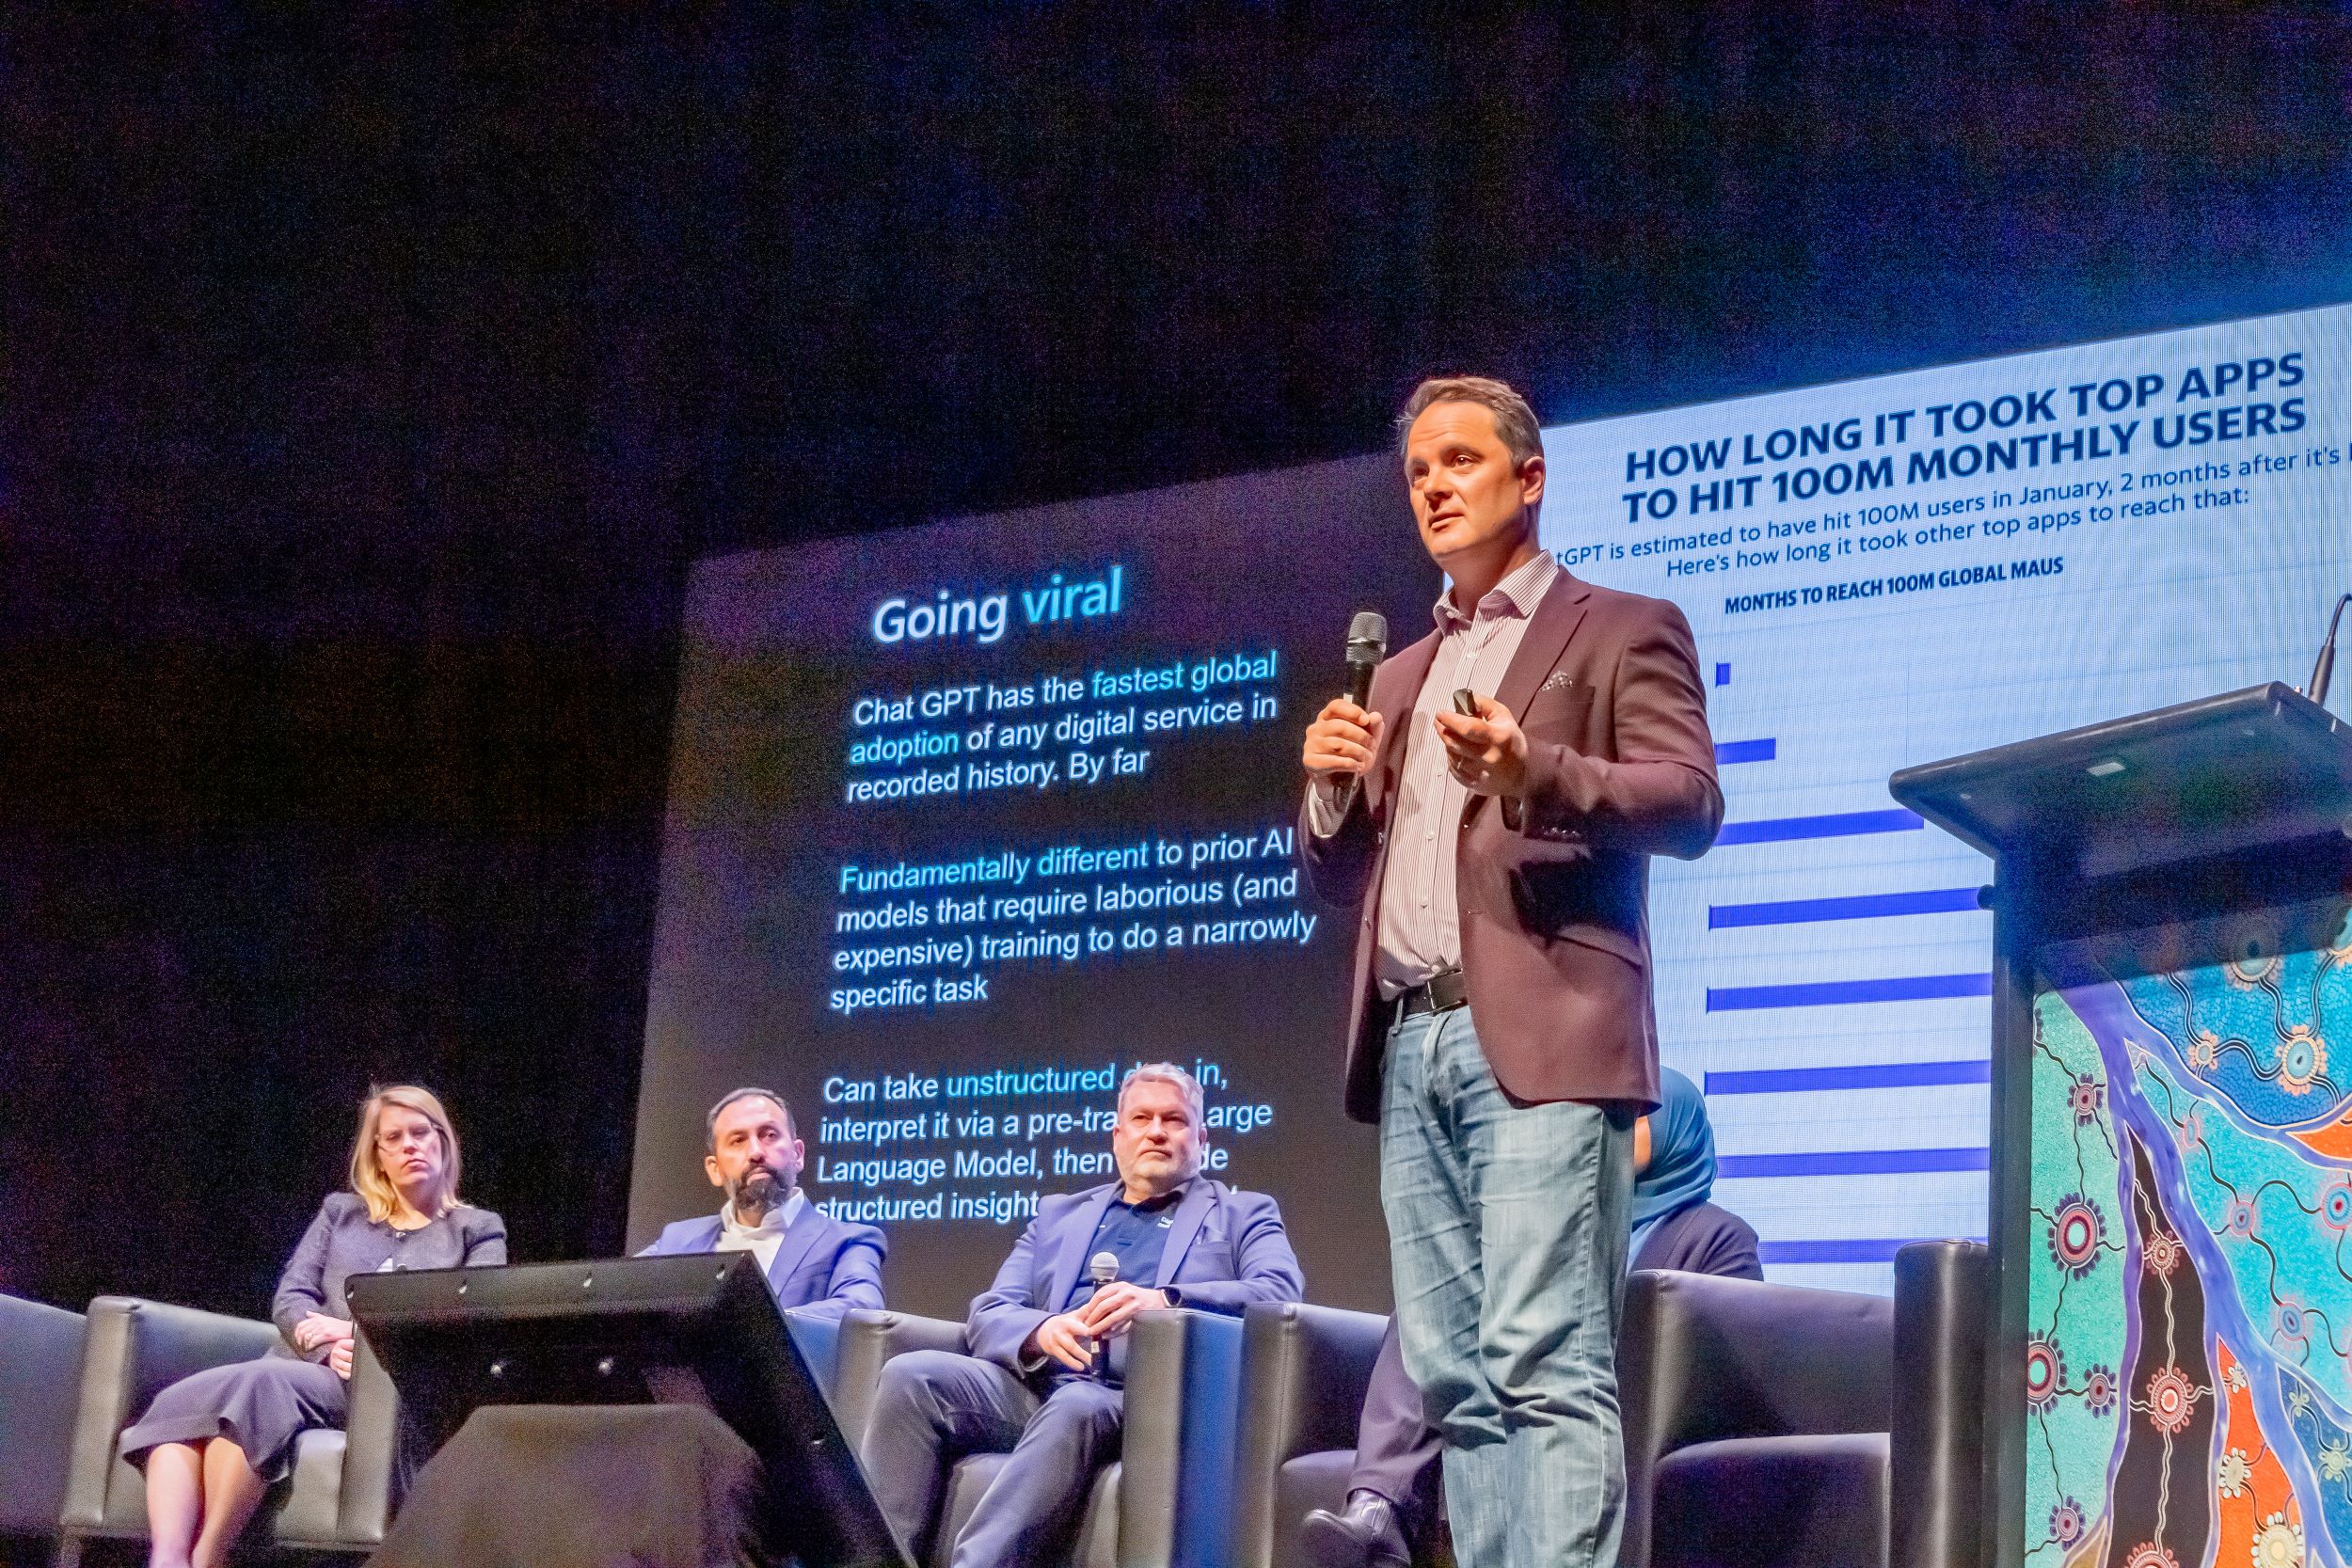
[1540,671,1577,693]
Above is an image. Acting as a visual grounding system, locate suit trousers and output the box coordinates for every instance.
[1380,1005,1635,1568]
[860,1349,1123,1568]
[1350,1319,1443,1533]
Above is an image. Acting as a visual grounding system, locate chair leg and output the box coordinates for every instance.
[55,1533,85,1568]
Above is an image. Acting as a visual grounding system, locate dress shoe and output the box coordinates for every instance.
[1301,1489,1411,1568]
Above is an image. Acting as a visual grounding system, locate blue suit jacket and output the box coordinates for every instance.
[965,1178,1303,1372]
[639,1200,887,1319]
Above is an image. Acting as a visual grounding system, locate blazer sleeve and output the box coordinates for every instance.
[460,1209,510,1266]
[271,1196,346,1352]
[1165,1192,1305,1316]
[806,1227,888,1319]
[1512,599,1723,859]
[964,1216,1052,1371]
[1297,780,1382,911]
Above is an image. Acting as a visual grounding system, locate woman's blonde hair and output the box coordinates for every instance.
[349,1084,465,1223]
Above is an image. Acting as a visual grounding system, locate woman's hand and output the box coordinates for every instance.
[328,1338,355,1380]
[294,1312,354,1352]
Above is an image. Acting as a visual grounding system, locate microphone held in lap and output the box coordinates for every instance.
[1088,1251,1120,1380]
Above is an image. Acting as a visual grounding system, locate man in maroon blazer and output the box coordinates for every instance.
[1297,375,1721,1568]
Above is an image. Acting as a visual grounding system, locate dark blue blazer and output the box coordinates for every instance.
[639,1200,887,1318]
[965,1178,1304,1372]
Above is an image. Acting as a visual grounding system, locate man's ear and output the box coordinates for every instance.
[1518,452,1546,509]
[704,1152,725,1190]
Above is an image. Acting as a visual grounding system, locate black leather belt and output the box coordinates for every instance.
[1398,968,1470,1017]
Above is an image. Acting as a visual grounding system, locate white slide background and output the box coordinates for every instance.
[1538,304,2351,1292]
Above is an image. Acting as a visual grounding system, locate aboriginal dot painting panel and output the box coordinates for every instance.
[2030,899,2352,1568]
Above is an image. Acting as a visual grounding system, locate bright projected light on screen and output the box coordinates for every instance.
[632,303,2349,1311]
[1539,302,2350,1292]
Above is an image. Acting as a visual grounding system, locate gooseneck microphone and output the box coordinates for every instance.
[2305,593,2351,709]
[1088,1252,1120,1380]
[1335,610,1389,815]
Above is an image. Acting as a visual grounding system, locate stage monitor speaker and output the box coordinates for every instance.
[349,1253,905,1568]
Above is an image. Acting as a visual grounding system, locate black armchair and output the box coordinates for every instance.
[1231,1247,1988,1568]
[1620,1268,1895,1568]
[1,1293,87,1556]
[55,1295,399,1566]
[832,1305,1247,1568]
[1228,1301,1394,1568]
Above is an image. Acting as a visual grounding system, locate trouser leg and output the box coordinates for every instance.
[947,1377,1124,1568]
[1442,1015,1635,1568]
[1381,1007,1508,1568]
[1384,1005,1636,1568]
[858,1350,1038,1564]
[1348,1316,1444,1537]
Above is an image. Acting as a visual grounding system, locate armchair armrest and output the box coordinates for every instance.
[333,1327,401,1545]
[1231,1302,1390,1568]
[0,1293,87,1536]
[61,1296,281,1533]
[1120,1307,1247,1568]
[1620,1270,1893,1568]
[784,1307,847,1407]
[831,1309,967,1449]
[1891,1240,1989,1568]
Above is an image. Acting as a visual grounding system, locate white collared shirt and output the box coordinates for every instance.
[1310,550,1563,992]
[712,1188,807,1275]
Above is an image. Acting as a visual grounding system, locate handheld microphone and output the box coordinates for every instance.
[1335,611,1389,815]
[1088,1252,1120,1380]
[2305,593,2351,709]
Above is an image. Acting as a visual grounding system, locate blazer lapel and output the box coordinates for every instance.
[1152,1181,1218,1289]
[1468,575,1591,822]
[1492,574,1592,721]
[1043,1185,1120,1308]
[763,1202,828,1295]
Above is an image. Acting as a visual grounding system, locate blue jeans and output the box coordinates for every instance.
[1380,1004,1636,1568]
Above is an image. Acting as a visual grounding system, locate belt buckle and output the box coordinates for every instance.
[1427,967,1468,1014]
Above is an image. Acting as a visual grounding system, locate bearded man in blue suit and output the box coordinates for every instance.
[639,1086,887,1315]
[861,1062,1304,1568]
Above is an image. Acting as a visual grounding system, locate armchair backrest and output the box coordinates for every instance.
[61,1295,279,1533]
[1619,1269,1893,1568]
[0,1293,87,1537]
[1229,1302,1390,1568]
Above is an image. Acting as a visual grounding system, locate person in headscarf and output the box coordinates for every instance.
[1624,1067,1758,1277]
[1303,1068,1759,1568]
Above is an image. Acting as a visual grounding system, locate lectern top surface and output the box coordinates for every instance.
[1888,682,2352,878]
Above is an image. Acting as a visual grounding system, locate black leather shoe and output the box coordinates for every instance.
[1301,1490,1411,1568]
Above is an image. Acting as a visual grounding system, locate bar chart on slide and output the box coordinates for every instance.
[1542,303,2352,1291]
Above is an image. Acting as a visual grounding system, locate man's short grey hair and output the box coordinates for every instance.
[706,1087,794,1152]
[1396,375,1544,471]
[1119,1062,1206,1132]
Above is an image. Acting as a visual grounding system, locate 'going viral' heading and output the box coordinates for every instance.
[870,564,1125,647]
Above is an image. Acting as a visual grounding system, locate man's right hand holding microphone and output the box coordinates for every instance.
[1302,698,1385,792]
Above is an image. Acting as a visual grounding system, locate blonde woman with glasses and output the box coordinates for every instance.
[119,1085,507,1568]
